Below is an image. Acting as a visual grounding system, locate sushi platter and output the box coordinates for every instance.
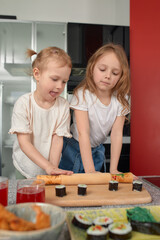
[66,206,160,240]
[45,183,152,207]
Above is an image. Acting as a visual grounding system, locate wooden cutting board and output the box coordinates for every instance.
[45,184,152,207]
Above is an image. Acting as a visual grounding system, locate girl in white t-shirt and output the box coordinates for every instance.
[9,47,73,178]
[59,43,130,174]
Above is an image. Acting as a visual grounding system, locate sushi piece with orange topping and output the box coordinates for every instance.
[87,225,108,240]
[93,216,113,228]
[108,222,132,239]
[72,213,92,229]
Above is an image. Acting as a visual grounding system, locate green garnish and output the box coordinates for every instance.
[127,207,157,223]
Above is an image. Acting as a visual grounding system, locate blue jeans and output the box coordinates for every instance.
[59,137,106,173]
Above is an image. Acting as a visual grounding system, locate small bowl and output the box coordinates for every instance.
[0,203,66,240]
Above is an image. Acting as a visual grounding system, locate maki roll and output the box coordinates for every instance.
[109,180,118,191]
[55,185,66,197]
[127,206,160,235]
[108,222,132,240]
[78,184,87,195]
[93,216,113,228]
[87,225,109,240]
[132,180,143,192]
[72,213,92,229]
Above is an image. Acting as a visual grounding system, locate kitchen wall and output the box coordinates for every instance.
[0,0,129,26]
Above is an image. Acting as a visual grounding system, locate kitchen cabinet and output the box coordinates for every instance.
[0,20,67,178]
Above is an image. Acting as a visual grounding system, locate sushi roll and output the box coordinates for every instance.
[87,225,109,240]
[78,184,87,195]
[109,180,118,191]
[55,185,66,197]
[93,216,113,228]
[108,222,132,240]
[132,180,143,192]
[72,213,92,229]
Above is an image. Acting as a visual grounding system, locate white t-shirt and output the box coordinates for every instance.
[70,89,129,148]
[9,92,72,178]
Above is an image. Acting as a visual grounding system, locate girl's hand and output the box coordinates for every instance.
[51,168,73,176]
[110,169,122,174]
[45,162,73,175]
[47,166,73,176]
[133,174,138,180]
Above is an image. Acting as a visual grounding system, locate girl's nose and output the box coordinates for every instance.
[56,81,63,89]
[105,70,111,79]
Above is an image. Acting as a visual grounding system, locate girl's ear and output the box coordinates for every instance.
[33,67,40,81]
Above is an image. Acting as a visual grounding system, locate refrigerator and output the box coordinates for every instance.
[0,20,67,178]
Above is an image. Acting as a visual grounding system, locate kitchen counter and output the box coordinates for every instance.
[8,177,160,240]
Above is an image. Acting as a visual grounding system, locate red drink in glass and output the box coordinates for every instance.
[0,177,8,206]
[16,178,45,204]
[16,186,45,203]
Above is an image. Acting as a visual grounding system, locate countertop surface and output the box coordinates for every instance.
[8,176,160,240]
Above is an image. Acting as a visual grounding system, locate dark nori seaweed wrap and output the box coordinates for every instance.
[78,184,87,195]
[108,222,132,240]
[127,207,160,235]
[130,220,160,235]
[55,185,66,197]
[109,180,118,191]
[72,214,92,229]
[87,225,108,240]
[132,180,142,191]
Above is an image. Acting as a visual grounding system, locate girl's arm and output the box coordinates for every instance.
[74,109,96,173]
[17,133,72,175]
[110,115,125,174]
[49,134,63,167]
[49,134,72,175]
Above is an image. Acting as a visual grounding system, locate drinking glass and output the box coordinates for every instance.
[0,176,8,206]
[16,178,45,203]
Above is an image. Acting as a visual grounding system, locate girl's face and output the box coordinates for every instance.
[34,59,71,105]
[93,51,122,94]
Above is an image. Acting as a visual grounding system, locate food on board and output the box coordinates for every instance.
[78,184,87,196]
[37,172,133,185]
[132,180,143,191]
[108,222,132,239]
[127,207,160,235]
[72,213,92,229]
[111,172,133,183]
[55,185,66,197]
[93,216,113,228]
[86,225,109,240]
[109,180,119,191]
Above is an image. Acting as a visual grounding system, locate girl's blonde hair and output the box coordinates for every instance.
[26,46,72,75]
[74,43,130,115]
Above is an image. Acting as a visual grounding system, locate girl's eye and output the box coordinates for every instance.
[113,72,119,76]
[63,81,67,84]
[52,78,58,81]
[99,68,105,72]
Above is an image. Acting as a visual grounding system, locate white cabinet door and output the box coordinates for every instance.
[31,22,68,98]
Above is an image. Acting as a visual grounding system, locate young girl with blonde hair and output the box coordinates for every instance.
[9,47,73,178]
[59,43,130,174]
